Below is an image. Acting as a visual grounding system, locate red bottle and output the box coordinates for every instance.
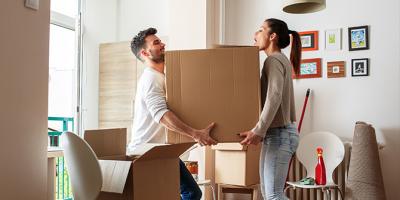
[315,147,326,185]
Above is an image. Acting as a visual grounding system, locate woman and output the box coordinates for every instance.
[240,18,301,200]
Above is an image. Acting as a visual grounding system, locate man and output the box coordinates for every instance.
[128,27,217,200]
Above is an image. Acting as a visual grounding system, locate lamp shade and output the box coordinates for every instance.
[283,0,326,14]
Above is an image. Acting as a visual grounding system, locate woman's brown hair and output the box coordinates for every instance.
[265,18,302,74]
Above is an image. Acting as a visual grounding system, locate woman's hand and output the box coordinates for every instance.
[239,130,263,145]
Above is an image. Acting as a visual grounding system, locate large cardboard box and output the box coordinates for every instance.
[165,46,260,143]
[212,143,261,186]
[84,128,194,200]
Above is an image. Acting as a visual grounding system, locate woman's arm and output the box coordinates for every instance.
[252,58,285,137]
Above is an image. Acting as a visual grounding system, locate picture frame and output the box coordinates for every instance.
[348,26,369,51]
[327,61,345,78]
[299,31,318,51]
[351,58,369,76]
[325,29,342,50]
[293,58,322,79]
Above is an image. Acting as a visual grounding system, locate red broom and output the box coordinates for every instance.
[297,88,311,133]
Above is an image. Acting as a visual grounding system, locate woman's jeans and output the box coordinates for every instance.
[260,123,299,200]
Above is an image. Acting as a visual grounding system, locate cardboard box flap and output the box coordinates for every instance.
[127,143,168,156]
[98,160,131,194]
[212,143,248,151]
[135,142,195,162]
[84,128,127,157]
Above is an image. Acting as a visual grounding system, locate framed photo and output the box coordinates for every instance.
[351,58,369,76]
[348,26,369,51]
[299,31,318,51]
[327,61,345,78]
[293,58,322,79]
[325,29,341,50]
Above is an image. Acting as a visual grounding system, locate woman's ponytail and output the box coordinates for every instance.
[289,30,302,75]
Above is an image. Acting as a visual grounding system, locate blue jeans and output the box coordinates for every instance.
[180,160,202,200]
[260,123,299,200]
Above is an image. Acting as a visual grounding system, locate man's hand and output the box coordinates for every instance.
[239,130,263,145]
[192,122,218,146]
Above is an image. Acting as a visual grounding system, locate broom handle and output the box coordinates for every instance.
[297,89,310,133]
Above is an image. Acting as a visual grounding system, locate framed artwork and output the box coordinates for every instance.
[293,58,322,79]
[348,26,369,51]
[325,29,342,50]
[299,31,318,51]
[327,61,345,78]
[351,58,369,76]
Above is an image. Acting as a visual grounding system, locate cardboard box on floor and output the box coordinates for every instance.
[212,143,261,186]
[165,46,261,143]
[84,128,195,200]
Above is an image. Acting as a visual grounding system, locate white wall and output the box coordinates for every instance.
[82,0,118,130]
[0,0,50,199]
[168,0,207,50]
[117,0,169,41]
[224,0,400,199]
[83,1,171,130]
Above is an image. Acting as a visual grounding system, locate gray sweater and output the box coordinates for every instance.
[252,52,297,137]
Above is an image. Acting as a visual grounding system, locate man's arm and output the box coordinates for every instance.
[160,111,217,146]
[141,76,217,146]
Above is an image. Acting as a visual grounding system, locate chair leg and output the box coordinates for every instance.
[327,189,331,200]
[284,185,294,199]
[217,184,223,200]
[284,185,293,193]
[338,187,344,200]
[252,185,260,200]
[209,184,216,200]
[322,188,331,200]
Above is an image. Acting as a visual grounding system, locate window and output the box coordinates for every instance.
[48,0,80,134]
[48,24,76,118]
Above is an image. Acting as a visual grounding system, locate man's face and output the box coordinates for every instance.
[254,22,272,51]
[143,35,165,63]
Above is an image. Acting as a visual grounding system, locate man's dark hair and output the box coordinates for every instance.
[130,28,157,61]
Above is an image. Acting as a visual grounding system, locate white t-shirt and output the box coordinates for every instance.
[128,67,169,152]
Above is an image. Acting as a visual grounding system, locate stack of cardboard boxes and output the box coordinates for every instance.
[86,46,262,199]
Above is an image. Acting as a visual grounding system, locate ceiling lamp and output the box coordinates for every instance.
[283,0,326,14]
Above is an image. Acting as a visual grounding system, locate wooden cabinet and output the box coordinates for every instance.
[99,41,145,143]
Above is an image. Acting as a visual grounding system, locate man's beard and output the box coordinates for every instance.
[149,50,165,63]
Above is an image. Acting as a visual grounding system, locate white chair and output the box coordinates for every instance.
[284,131,345,199]
[61,132,103,200]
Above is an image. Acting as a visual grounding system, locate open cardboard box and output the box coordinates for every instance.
[84,128,195,200]
[212,143,261,186]
[165,46,261,144]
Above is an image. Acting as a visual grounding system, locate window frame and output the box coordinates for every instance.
[49,0,83,135]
